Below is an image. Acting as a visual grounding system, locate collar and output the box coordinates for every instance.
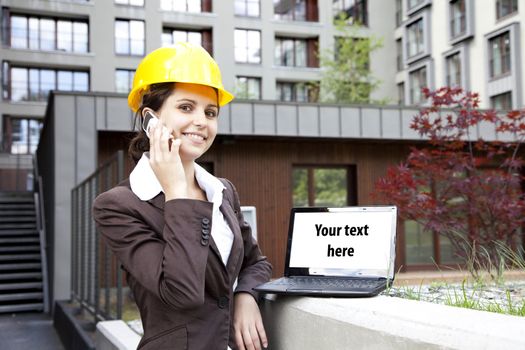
[129,153,225,204]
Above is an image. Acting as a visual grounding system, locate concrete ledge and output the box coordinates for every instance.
[96,320,141,350]
[261,295,525,350]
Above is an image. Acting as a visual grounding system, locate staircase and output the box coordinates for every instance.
[0,191,47,313]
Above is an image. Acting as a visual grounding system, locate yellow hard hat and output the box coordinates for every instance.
[128,42,234,112]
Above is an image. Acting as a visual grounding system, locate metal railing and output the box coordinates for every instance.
[71,150,126,324]
[33,155,50,313]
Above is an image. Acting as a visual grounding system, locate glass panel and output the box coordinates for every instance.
[247,78,261,99]
[295,40,307,67]
[29,68,40,101]
[115,20,129,54]
[247,30,261,63]
[29,18,40,50]
[73,71,89,91]
[40,69,55,100]
[28,120,42,154]
[292,168,308,207]
[234,30,247,62]
[11,67,28,101]
[57,20,73,52]
[130,0,144,6]
[173,0,186,11]
[161,32,172,47]
[115,70,129,93]
[247,0,260,17]
[274,39,282,65]
[130,21,144,55]
[235,0,247,15]
[405,220,434,264]
[313,168,347,206]
[11,16,28,48]
[295,0,306,21]
[187,32,202,46]
[188,0,201,12]
[73,22,88,53]
[11,119,28,154]
[58,70,73,91]
[283,39,294,66]
[440,235,463,264]
[295,83,307,102]
[40,19,55,51]
[446,53,461,87]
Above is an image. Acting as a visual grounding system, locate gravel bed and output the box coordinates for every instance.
[382,280,525,312]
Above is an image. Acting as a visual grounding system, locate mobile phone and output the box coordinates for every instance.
[142,111,159,138]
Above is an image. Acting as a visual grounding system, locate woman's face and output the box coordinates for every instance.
[156,82,219,162]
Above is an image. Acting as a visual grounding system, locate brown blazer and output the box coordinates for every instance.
[93,178,272,350]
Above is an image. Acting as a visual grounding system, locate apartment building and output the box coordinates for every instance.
[0,0,398,190]
[396,0,525,109]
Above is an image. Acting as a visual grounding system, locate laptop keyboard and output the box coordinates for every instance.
[274,277,384,290]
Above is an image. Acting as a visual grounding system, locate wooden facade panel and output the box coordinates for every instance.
[97,133,412,277]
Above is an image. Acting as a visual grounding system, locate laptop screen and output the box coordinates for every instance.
[286,207,397,279]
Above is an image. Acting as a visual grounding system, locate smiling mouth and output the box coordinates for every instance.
[182,132,206,142]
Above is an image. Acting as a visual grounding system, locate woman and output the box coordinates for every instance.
[93,42,272,350]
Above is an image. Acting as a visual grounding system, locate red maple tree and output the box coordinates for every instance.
[374,87,525,274]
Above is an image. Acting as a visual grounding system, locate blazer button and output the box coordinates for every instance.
[200,239,208,246]
[202,223,210,229]
[202,234,210,240]
[201,228,210,235]
[218,296,229,309]
[202,218,210,225]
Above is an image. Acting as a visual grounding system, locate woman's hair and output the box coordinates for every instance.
[128,82,175,163]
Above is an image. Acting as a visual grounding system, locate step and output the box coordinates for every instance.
[0,204,35,210]
[0,197,34,203]
[0,254,41,261]
[0,210,36,216]
[0,303,44,313]
[0,246,40,253]
[0,282,43,290]
[0,217,37,223]
[0,223,37,230]
[0,229,38,236]
[0,263,42,271]
[0,237,39,244]
[0,292,43,302]
[0,272,42,281]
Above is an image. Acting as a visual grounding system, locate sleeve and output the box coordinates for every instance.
[224,180,273,301]
[92,186,213,310]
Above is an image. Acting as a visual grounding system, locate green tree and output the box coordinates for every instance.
[317,14,384,104]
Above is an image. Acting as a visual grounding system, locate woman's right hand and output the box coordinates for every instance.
[148,120,187,201]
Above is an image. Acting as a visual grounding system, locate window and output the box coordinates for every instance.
[5,64,89,102]
[115,19,144,56]
[161,28,212,53]
[274,0,311,21]
[409,66,427,104]
[396,0,403,27]
[235,76,261,99]
[276,81,318,102]
[407,0,424,10]
[275,38,307,67]
[491,92,512,110]
[115,0,144,6]
[235,0,260,17]
[160,0,210,13]
[3,117,43,154]
[407,18,424,58]
[397,82,405,105]
[450,0,466,38]
[496,0,518,19]
[234,29,261,64]
[292,166,355,207]
[332,0,367,25]
[9,14,88,53]
[396,39,403,71]
[446,52,461,87]
[115,69,134,93]
[489,31,511,78]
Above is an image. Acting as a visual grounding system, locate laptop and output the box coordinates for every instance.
[254,206,397,297]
